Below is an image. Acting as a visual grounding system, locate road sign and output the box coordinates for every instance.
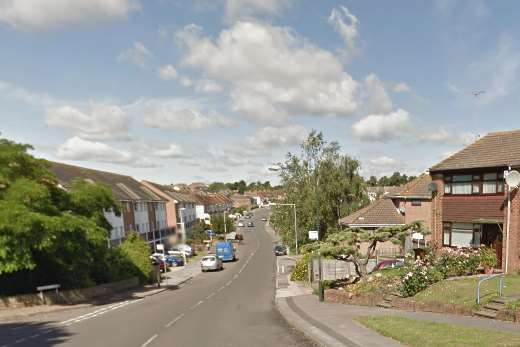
[156,244,164,251]
[308,230,318,241]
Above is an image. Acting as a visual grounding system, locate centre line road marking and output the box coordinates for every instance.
[233,274,239,279]
[217,286,225,292]
[190,300,203,310]
[206,292,216,299]
[225,280,232,286]
[141,334,158,347]
[165,313,184,328]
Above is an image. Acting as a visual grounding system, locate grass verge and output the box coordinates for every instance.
[357,315,520,347]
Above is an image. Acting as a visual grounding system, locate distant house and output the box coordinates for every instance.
[231,194,253,210]
[50,162,168,249]
[366,186,400,202]
[429,129,520,272]
[340,174,433,255]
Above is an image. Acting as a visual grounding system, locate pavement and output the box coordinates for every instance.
[0,209,314,347]
[274,250,520,347]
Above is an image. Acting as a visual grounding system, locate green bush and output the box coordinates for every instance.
[119,232,153,283]
[291,253,311,281]
[480,247,497,268]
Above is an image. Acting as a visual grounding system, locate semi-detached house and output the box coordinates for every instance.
[50,162,169,249]
[429,129,520,273]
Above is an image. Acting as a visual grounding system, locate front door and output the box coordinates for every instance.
[481,224,503,268]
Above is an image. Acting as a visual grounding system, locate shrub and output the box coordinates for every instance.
[434,248,481,277]
[400,259,443,297]
[480,247,498,268]
[291,253,311,281]
[119,232,153,283]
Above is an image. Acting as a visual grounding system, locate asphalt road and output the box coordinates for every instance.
[0,209,313,347]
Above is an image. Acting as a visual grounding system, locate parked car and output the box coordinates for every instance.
[274,245,287,256]
[216,241,236,262]
[170,244,193,257]
[374,259,404,271]
[261,218,267,221]
[247,222,254,227]
[201,255,223,272]
[165,254,185,267]
[235,233,244,241]
[238,222,244,227]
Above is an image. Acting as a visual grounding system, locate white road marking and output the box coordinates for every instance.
[141,334,158,347]
[217,286,225,292]
[29,334,40,339]
[206,292,216,299]
[59,299,138,326]
[225,280,232,286]
[190,300,203,310]
[165,313,184,328]
[14,338,26,344]
[233,274,239,279]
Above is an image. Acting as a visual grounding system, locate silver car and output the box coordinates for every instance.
[201,255,223,272]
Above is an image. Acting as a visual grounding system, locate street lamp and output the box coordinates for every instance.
[176,207,187,266]
[270,203,298,255]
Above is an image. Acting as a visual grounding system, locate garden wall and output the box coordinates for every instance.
[0,277,139,309]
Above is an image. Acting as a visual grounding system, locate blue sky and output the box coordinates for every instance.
[1,0,519,184]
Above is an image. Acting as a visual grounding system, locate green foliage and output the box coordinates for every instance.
[0,137,138,294]
[271,130,368,252]
[190,220,209,243]
[290,253,311,281]
[480,246,498,268]
[211,213,235,234]
[119,232,153,283]
[367,172,416,187]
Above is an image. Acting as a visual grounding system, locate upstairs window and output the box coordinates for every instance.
[444,172,504,195]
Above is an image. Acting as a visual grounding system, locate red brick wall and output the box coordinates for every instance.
[430,174,444,247]
[506,189,520,272]
[443,195,505,222]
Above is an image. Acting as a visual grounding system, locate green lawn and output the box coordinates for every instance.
[413,275,520,308]
[357,315,520,347]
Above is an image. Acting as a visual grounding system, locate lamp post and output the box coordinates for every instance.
[270,203,298,255]
[177,207,187,266]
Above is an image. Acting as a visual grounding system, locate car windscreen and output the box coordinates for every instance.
[202,257,215,261]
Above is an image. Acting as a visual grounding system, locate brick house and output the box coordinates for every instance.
[339,174,433,254]
[429,130,520,273]
[50,162,169,248]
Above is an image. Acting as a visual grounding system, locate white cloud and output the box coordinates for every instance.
[369,156,397,166]
[392,82,411,93]
[247,125,307,150]
[154,143,185,158]
[352,108,412,142]
[57,136,131,163]
[418,127,475,145]
[0,80,57,106]
[224,0,291,21]
[364,73,393,114]
[176,21,358,123]
[45,102,129,140]
[0,0,140,30]
[117,41,153,68]
[194,79,224,93]
[328,5,359,51]
[133,98,237,132]
[158,65,178,80]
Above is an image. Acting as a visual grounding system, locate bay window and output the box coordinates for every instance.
[442,222,481,248]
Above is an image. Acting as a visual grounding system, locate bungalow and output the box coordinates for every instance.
[339,174,433,255]
[50,162,169,248]
[429,129,520,273]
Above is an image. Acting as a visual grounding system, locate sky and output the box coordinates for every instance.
[1,0,520,185]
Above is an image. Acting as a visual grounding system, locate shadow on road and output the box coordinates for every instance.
[0,321,72,346]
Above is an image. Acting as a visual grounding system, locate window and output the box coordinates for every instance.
[444,172,504,195]
[443,222,480,248]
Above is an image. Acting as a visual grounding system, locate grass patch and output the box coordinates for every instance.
[357,315,520,347]
[413,275,520,309]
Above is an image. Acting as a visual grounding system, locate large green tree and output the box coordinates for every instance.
[0,138,123,293]
[271,131,368,252]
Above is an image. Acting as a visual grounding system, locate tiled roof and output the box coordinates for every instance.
[366,186,400,195]
[339,198,404,227]
[388,174,432,199]
[430,129,520,172]
[143,181,195,203]
[50,162,163,202]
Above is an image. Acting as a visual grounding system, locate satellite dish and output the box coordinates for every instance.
[505,170,520,188]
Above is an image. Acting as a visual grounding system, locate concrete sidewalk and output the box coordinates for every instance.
[274,252,520,347]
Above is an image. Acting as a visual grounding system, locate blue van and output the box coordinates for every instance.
[216,241,236,262]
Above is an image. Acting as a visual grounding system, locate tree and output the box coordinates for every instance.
[0,137,123,293]
[211,213,235,234]
[302,221,427,278]
[367,176,378,186]
[271,131,368,252]
[190,220,209,243]
[119,232,153,283]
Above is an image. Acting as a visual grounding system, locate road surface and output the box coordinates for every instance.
[0,209,313,347]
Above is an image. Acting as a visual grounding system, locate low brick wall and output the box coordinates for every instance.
[0,277,139,309]
[325,289,473,316]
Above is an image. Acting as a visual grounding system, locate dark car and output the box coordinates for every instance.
[274,245,287,256]
[247,222,254,227]
[374,259,404,271]
[235,233,244,241]
[166,255,185,267]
